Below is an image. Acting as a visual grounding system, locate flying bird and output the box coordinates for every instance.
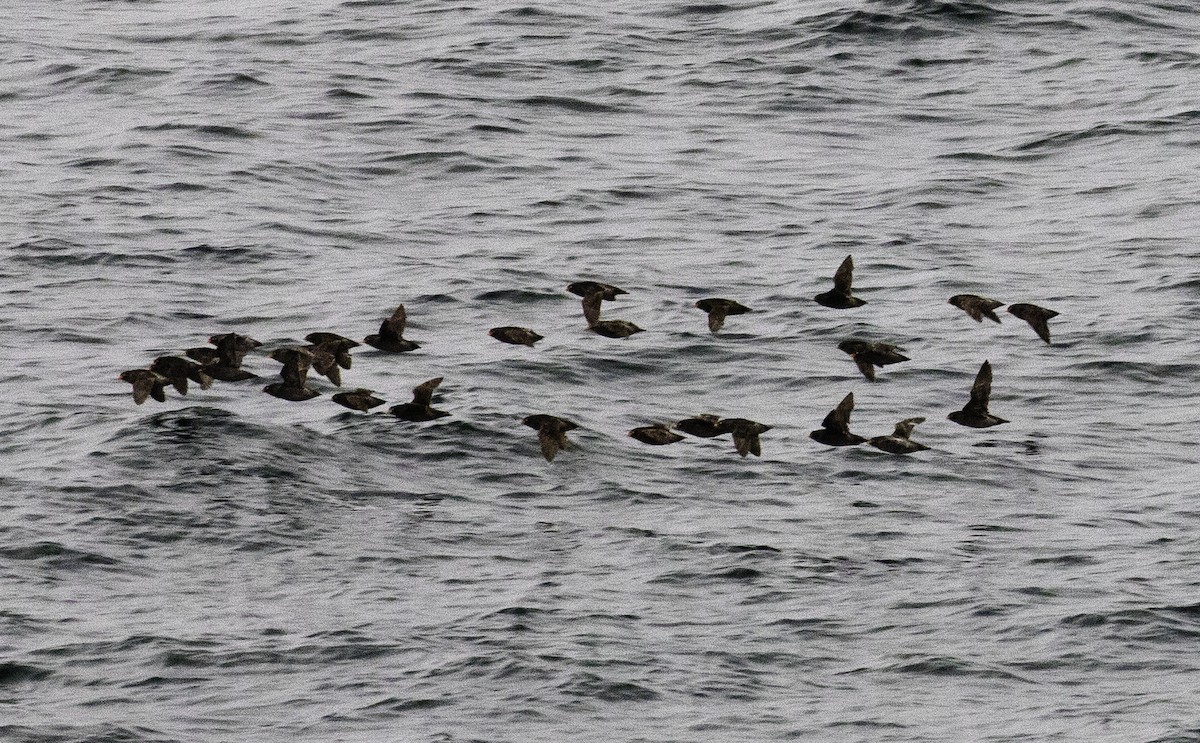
[568,281,627,325]
[810,392,867,446]
[489,326,543,347]
[364,305,420,353]
[948,360,1008,428]
[305,332,359,369]
[814,255,866,309]
[837,340,910,382]
[948,294,1004,323]
[118,369,168,404]
[1007,303,1059,344]
[716,418,772,457]
[673,414,724,438]
[629,424,685,446]
[389,377,450,421]
[695,298,751,333]
[869,417,930,454]
[331,388,386,412]
[522,414,579,462]
[588,319,644,338]
[149,356,214,395]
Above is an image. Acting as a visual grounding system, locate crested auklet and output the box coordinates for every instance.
[948,360,1008,428]
[695,298,751,333]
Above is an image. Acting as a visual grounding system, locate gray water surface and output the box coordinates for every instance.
[2,1,1199,741]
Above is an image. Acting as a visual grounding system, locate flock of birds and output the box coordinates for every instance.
[118,255,1060,461]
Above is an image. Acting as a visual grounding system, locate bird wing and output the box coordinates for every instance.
[893,417,925,439]
[582,292,602,325]
[280,351,312,386]
[965,361,993,414]
[1011,304,1057,344]
[214,333,248,366]
[129,374,154,404]
[732,430,752,457]
[380,305,407,339]
[822,392,855,433]
[538,427,561,461]
[832,255,855,294]
[412,377,443,405]
[853,356,876,381]
[707,302,729,333]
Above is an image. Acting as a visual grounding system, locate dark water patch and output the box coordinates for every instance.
[938,150,1048,163]
[668,3,739,15]
[874,655,1032,682]
[322,27,410,42]
[180,243,275,264]
[327,87,371,99]
[1062,603,1200,642]
[1068,359,1198,384]
[1071,6,1183,30]
[0,725,180,743]
[56,66,171,92]
[471,123,524,133]
[199,72,270,89]
[132,122,258,139]
[722,544,781,554]
[648,566,763,584]
[473,287,560,302]
[1130,49,1200,67]
[66,157,122,169]
[1144,730,1200,743]
[0,542,119,568]
[163,144,230,161]
[123,675,210,689]
[361,696,454,713]
[559,672,660,702]
[1014,110,1200,153]
[802,0,1009,43]
[0,662,52,685]
[513,95,626,113]
[154,181,209,192]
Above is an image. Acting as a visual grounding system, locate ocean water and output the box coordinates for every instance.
[2,1,1199,741]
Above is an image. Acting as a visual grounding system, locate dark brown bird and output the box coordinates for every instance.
[184,347,258,382]
[814,255,866,309]
[588,319,643,338]
[522,414,579,462]
[716,418,772,457]
[869,417,930,454]
[118,369,168,404]
[1007,303,1059,344]
[301,343,344,386]
[949,294,1004,323]
[186,332,260,381]
[264,347,321,400]
[568,281,627,325]
[149,356,214,395]
[629,424,685,446]
[210,332,262,360]
[674,414,724,438]
[331,388,386,412]
[837,340,910,382]
[263,381,321,401]
[364,305,420,353]
[268,347,315,387]
[695,298,751,333]
[489,326,543,347]
[948,360,1008,428]
[305,332,359,369]
[810,392,867,446]
[389,377,449,421]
